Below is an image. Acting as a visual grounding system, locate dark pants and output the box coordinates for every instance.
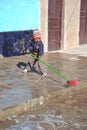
[25,55,46,74]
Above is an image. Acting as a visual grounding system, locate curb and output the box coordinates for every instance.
[0,81,86,120]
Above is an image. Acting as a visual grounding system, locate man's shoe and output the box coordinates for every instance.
[41,73,47,77]
[23,69,28,73]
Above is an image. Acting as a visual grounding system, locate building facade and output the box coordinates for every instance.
[40,0,87,52]
[0,0,87,56]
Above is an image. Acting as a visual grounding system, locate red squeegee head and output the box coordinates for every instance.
[67,80,79,87]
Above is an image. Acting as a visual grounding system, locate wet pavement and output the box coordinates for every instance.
[0,52,87,109]
[0,53,66,110]
[0,48,87,129]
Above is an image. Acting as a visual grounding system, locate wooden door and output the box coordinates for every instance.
[48,0,62,51]
[79,0,87,44]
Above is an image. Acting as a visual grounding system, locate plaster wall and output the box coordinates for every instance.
[62,0,81,50]
[0,0,39,32]
[39,0,48,52]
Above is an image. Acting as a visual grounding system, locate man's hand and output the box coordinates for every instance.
[39,56,42,59]
[25,50,29,53]
[23,50,29,54]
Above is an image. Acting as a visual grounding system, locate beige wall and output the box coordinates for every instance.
[61,0,81,50]
[40,0,81,51]
[39,0,48,52]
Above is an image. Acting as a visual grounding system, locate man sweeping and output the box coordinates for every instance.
[23,30,47,77]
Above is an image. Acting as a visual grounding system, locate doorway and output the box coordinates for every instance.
[79,0,87,44]
[48,0,62,51]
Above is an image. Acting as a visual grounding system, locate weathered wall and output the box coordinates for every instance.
[0,31,33,57]
[0,0,82,56]
[40,0,48,52]
[62,0,81,50]
[0,0,39,56]
[40,0,81,51]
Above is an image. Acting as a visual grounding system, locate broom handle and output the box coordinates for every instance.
[30,53,69,81]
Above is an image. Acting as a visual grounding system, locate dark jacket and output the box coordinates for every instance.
[25,39,44,56]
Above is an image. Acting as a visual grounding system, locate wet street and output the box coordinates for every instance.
[0,52,87,130]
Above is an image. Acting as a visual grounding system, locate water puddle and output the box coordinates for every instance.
[69,57,80,61]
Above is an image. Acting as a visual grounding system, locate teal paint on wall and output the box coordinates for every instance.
[0,0,39,32]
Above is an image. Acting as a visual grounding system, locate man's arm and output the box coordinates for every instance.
[39,42,44,57]
[23,39,32,53]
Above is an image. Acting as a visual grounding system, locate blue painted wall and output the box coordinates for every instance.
[0,0,39,32]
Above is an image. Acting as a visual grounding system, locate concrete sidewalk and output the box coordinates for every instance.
[59,44,87,57]
[0,50,87,119]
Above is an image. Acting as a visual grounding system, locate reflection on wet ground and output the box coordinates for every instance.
[5,110,87,130]
[0,52,87,129]
[4,108,87,130]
